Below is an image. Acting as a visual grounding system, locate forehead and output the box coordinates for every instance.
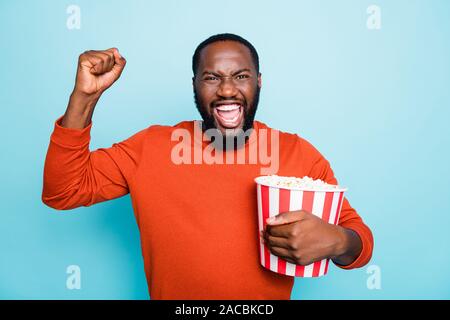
[198,41,255,73]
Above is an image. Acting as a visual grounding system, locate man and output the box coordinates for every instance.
[42,33,373,299]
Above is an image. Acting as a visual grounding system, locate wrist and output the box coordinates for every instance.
[331,225,350,259]
[70,89,101,106]
[330,226,363,266]
[61,91,99,129]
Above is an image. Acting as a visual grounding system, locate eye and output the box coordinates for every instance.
[236,74,250,80]
[204,76,219,81]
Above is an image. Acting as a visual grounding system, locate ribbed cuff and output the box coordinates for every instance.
[50,115,92,147]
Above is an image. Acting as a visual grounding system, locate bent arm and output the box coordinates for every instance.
[42,116,146,210]
[307,144,374,269]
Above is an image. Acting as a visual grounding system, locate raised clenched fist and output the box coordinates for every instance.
[73,48,126,96]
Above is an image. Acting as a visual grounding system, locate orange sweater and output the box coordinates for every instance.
[42,116,373,299]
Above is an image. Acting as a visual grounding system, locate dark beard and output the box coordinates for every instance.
[193,87,261,150]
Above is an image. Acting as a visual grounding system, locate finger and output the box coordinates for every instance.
[81,53,105,75]
[106,47,120,57]
[85,51,113,73]
[102,49,115,61]
[267,246,297,264]
[95,51,115,71]
[103,48,126,79]
[265,223,296,238]
[107,47,126,67]
[266,210,308,226]
[263,232,291,249]
[112,60,126,79]
[79,51,101,69]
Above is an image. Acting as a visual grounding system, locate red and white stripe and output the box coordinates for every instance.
[257,184,345,277]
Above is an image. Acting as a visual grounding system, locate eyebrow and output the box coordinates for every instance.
[201,68,252,77]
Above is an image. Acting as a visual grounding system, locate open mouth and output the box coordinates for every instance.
[212,103,244,129]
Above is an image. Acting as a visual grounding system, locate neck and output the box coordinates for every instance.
[201,122,255,151]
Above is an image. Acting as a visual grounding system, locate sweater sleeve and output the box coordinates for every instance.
[42,116,147,210]
[304,140,374,270]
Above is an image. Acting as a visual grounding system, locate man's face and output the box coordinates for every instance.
[193,41,262,137]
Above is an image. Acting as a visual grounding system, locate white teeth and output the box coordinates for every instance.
[216,104,241,111]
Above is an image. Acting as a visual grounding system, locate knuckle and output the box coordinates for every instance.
[288,241,298,250]
[288,228,298,238]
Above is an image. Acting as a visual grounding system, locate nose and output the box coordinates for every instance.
[217,77,238,98]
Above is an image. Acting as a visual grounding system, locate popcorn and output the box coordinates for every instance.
[255,175,344,191]
[254,175,348,277]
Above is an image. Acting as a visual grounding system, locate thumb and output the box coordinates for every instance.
[111,48,126,67]
[266,210,307,226]
[108,48,126,76]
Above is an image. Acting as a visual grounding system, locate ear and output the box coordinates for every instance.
[257,73,262,88]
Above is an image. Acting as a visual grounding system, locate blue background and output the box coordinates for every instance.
[1,0,449,299]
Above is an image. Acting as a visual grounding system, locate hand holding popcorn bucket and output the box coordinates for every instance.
[255,175,348,277]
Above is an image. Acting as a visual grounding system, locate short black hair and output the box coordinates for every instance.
[192,33,260,76]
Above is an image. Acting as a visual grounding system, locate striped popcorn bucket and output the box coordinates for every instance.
[255,176,347,277]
